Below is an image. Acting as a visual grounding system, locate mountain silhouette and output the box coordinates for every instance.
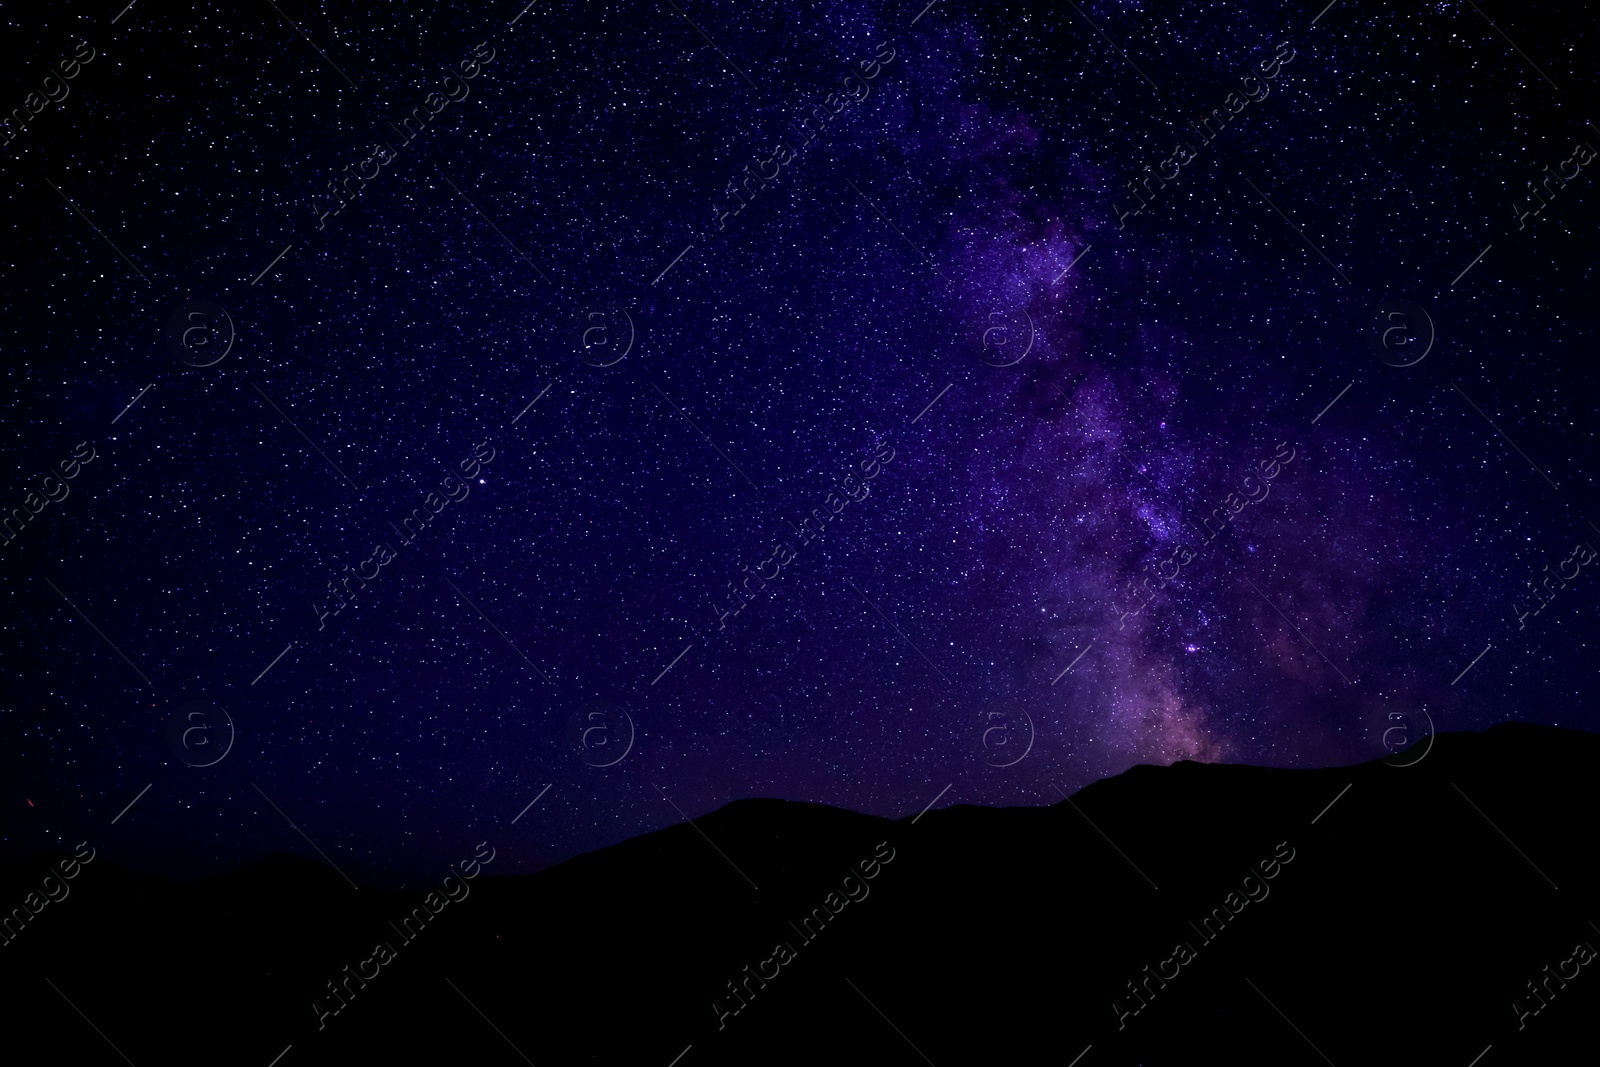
[2,722,1595,1066]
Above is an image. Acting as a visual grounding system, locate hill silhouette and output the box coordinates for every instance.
[2,722,1596,1066]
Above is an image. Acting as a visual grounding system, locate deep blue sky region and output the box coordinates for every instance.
[2,0,1598,887]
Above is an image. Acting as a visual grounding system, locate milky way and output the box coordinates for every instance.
[1,0,1597,885]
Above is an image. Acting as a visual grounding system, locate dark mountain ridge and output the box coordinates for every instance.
[3,722,1595,1066]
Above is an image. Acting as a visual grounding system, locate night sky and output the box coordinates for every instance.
[2,0,1598,888]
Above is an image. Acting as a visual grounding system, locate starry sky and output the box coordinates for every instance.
[1,0,1598,887]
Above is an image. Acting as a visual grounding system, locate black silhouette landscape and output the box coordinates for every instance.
[4,722,1596,1066]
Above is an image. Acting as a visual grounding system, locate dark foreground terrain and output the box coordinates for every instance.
[3,722,1596,1066]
